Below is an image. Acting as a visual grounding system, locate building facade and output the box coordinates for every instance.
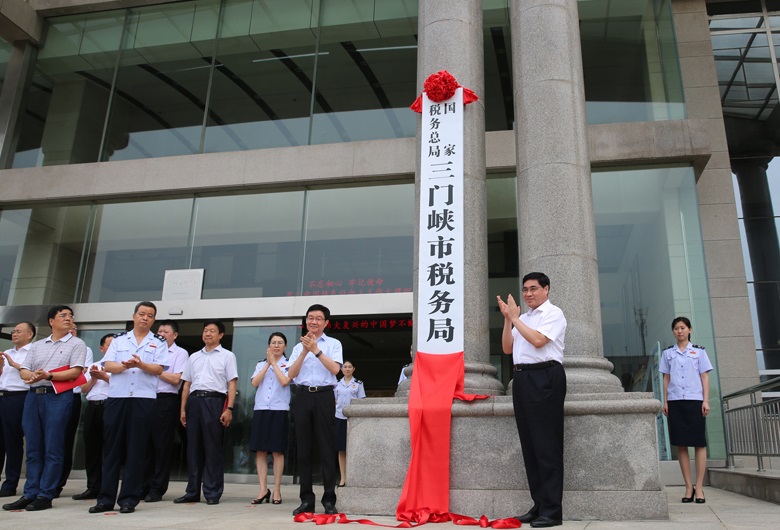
[0,0,772,480]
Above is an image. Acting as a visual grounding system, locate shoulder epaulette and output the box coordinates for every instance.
[154,334,166,342]
[354,379,363,385]
[662,345,674,351]
[692,343,706,350]
[113,331,129,338]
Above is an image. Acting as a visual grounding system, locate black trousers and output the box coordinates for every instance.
[58,392,83,491]
[98,398,154,508]
[512,363,566,521]
[184,395,225,501]
[82,401,104,492]
[292,389,337,505]
[144,393,180,496]
[0,392,26,493]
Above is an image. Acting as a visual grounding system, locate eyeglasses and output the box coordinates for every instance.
[306,316,325,322]
[521,286,543,293]
[269,341,286,346]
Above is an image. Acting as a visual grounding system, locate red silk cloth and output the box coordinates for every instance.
[397,352,486,517]
[294,511,521,528]
[410,70,479,113]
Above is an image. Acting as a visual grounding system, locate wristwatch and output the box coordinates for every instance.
[315,351,322,358]
[227,406,234,411]
[47,373,54,381]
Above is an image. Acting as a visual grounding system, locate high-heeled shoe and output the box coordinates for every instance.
[682,486,695,503]
[695,489,706,504]
[272,496,282,505]
[251,489,271,504]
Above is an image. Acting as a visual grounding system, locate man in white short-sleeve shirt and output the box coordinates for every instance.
[498,272,567,528]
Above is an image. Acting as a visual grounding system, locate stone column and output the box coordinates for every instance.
[397,0,503,396]
[511,0,620,393]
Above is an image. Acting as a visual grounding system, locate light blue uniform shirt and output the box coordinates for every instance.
[659,343,713,401]
[289,333,343,387]
[252,359,291,411]
[104,331,169,399]
[334,377,365,419]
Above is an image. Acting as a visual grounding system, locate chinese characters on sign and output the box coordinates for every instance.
[287,277,412,297]
[417,88,464,355]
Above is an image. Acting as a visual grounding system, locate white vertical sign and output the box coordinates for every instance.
[416,88,464,355]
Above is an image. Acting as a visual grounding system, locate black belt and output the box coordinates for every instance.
[157,393,179,399]
[191,391,226,399]
[87,399,106,405]
[30,386,56,394]
[514,360,560,372]
[0,390,28,397]
[301,385,334,393]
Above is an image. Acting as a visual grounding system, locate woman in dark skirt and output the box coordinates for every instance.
[249,332,291,505]
[660,317,713,504]
[334,360,365,487]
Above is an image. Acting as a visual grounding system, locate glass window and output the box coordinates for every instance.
[203,0,318,152]
[309,0,417,145]
[102,1,220,161]
[80,199,193,302]
[0,205,92,306]
[302,184,414,296]
[190,191,306,298]
[14,12,125,167]
[592,166,724,459]
[580,0,685,124]
[484,0,513,131]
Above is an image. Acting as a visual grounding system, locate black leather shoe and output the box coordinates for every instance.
[322,502,338,515]
[72,489,99,500]
[25,497,52,511]
[144,493,162,503]
[3,496,33,510]
[292,502,315,515]
[88,503,114,513]
[53,488,62,499]
[515,512,538,524]
[173,495,200,504]
[530,516,562,528]
[119,505,135,514]
[206,498,219,505]
[0,490,16,498]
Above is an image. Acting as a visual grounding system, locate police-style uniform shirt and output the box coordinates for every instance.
[512,299,567,365]
[289,333,343,387]
[182,344,238,393]
[21,333,87,388]
[72,346,94,395]
[397,363,411,385]
[157,342,189,394]
[659,343,713,401]
[334,377,365,419]
[1,344,31,391]
[252,358,291,411]
[104,331,169,399]
[85,360,110,402]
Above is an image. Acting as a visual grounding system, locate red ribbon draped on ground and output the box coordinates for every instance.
[294,511,521,528]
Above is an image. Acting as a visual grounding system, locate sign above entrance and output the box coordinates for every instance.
[162,269,204,300]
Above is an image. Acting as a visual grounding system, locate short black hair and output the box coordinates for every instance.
[134,301,157,315]
[203,320,226,335]
[99,333,114,347]
[19,321,37,337]
[47,305,74,321]
[522,272,550,289]
[268,331,287,345]
[306,303,331,320]
[157,320,179,333]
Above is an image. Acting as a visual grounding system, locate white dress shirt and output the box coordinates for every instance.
[157,342,189,394]
[0,343,31,391]
[104,331,170,399]
[252,359,291,411]
[289,333,343,387]
[512,299,567,365]
[182,344,238,393]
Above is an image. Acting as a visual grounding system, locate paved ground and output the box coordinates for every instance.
[1,479,778,529]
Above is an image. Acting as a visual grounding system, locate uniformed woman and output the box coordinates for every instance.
[249,332,291,505]
[660,316,713,504]
[334,360,365,487]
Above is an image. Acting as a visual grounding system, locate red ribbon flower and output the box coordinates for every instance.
[410,70,479,113]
